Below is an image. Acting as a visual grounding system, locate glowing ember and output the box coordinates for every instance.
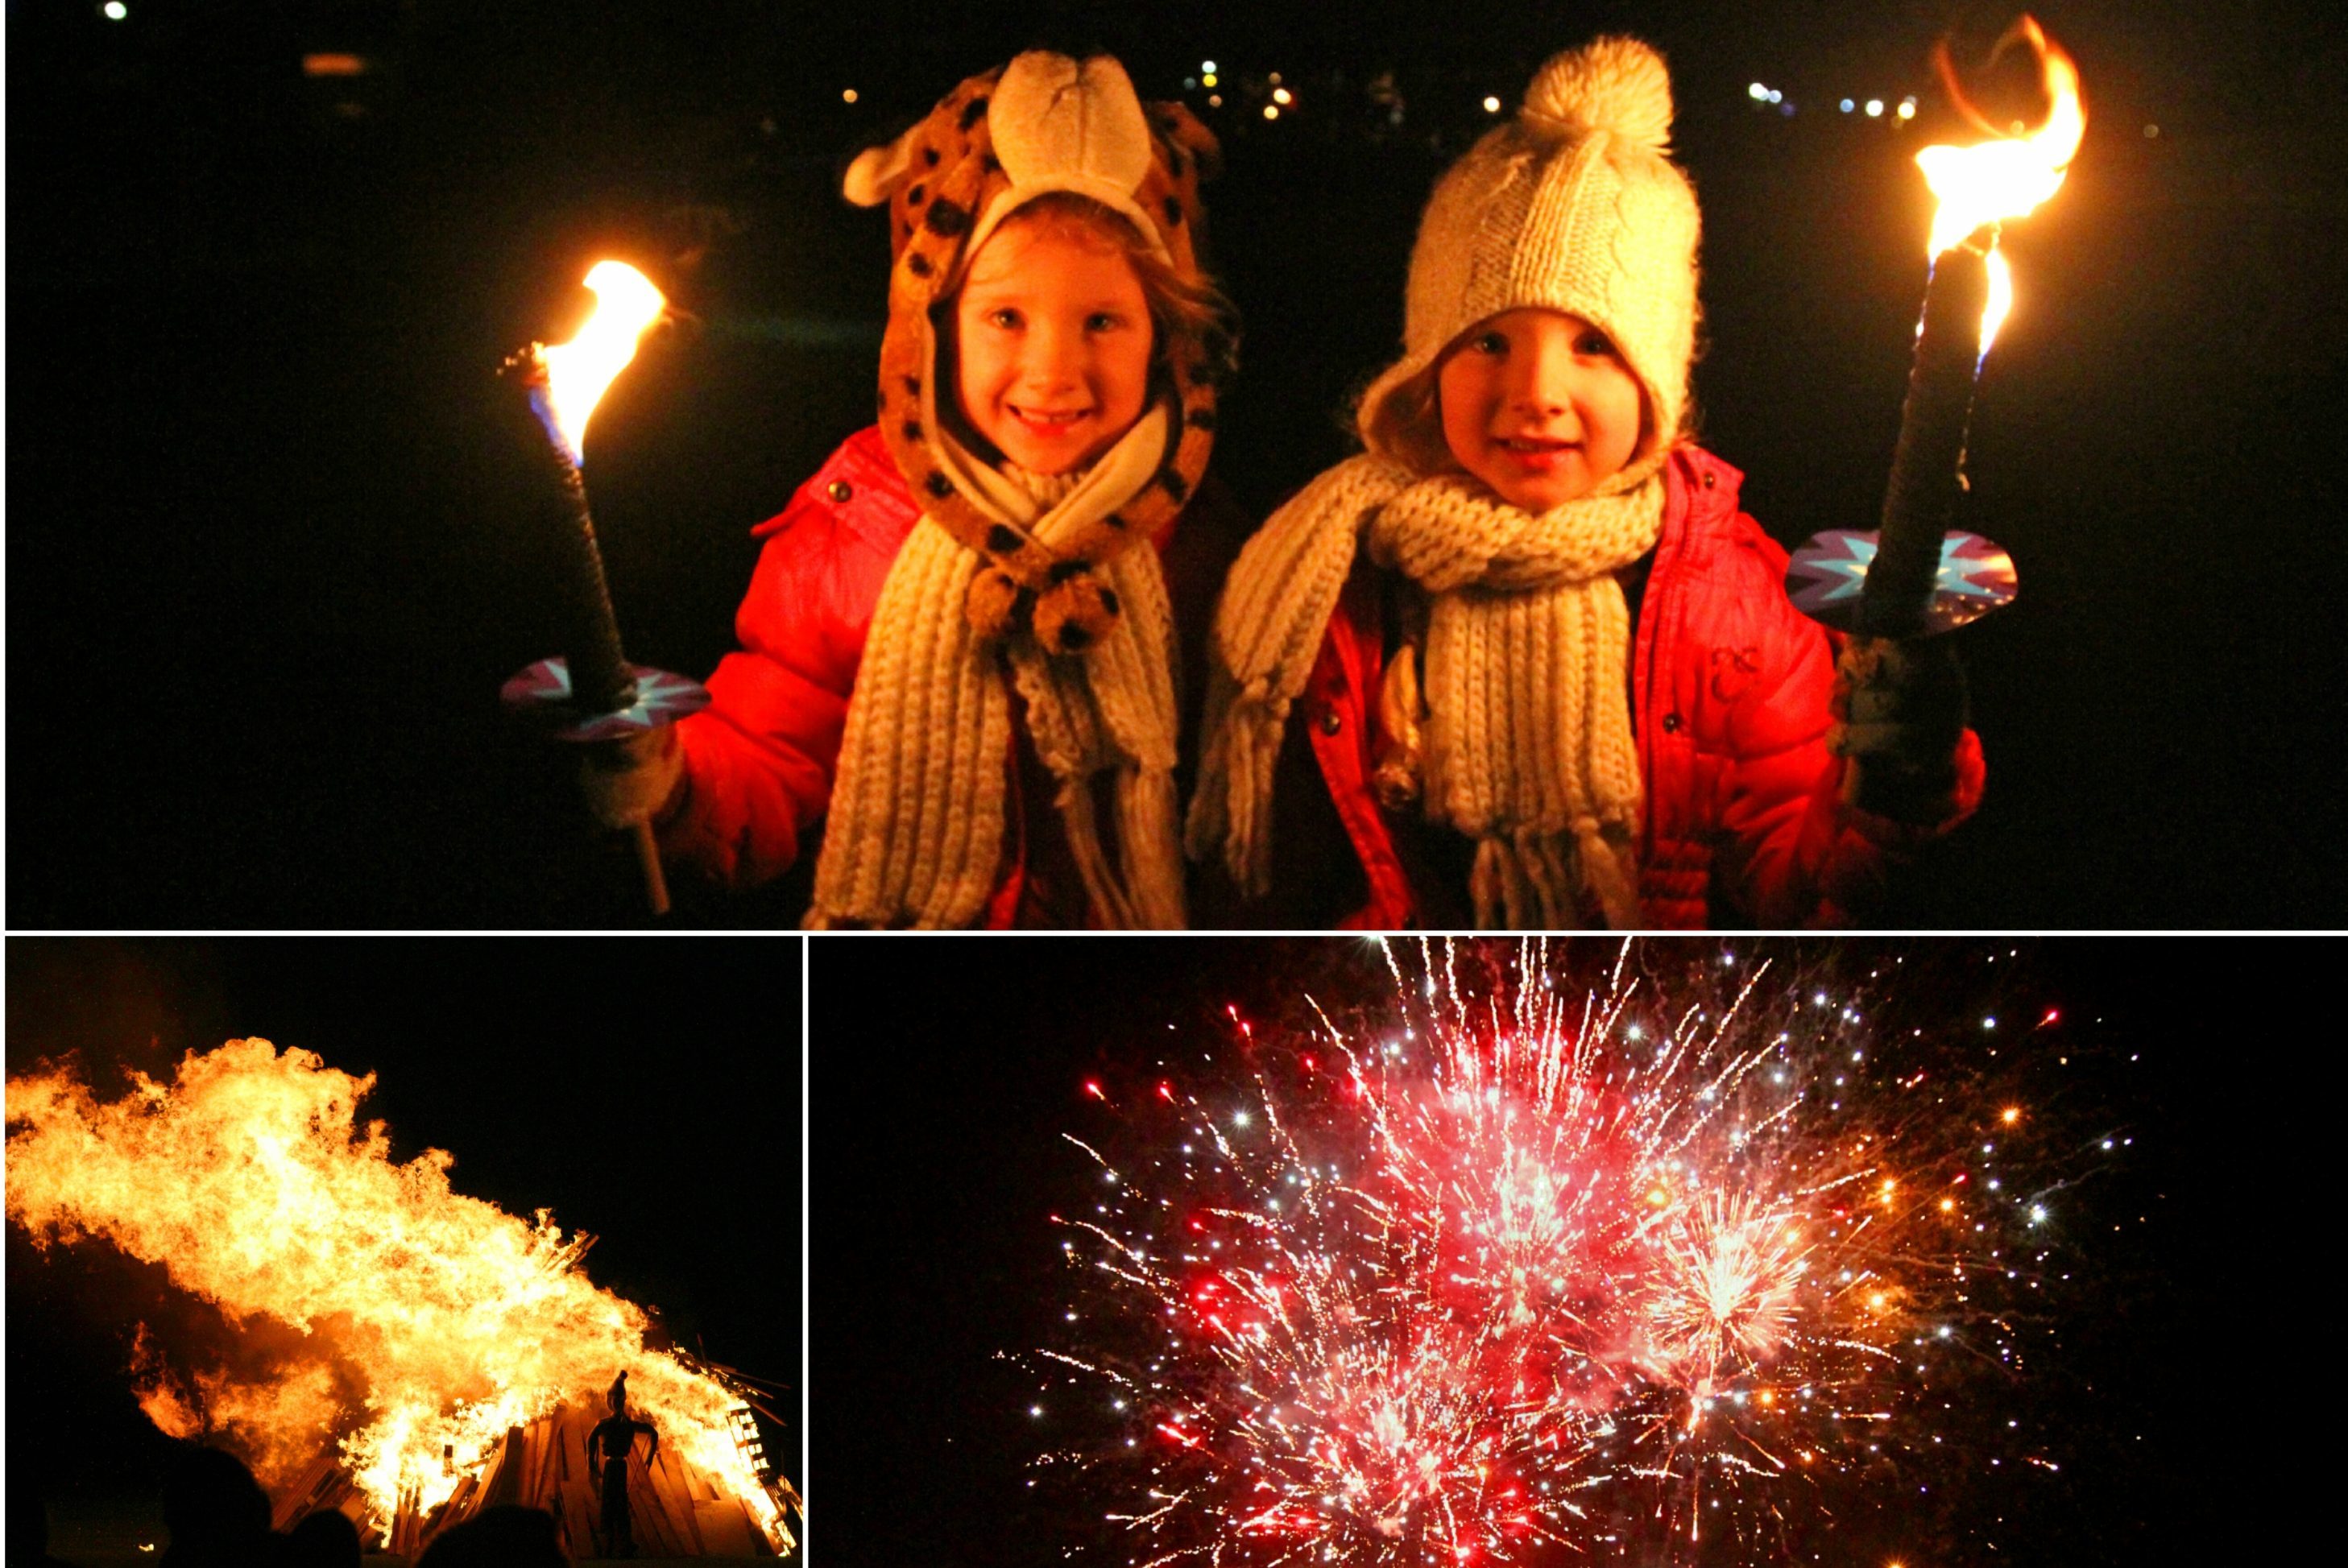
[533,260,665,465]
[6,1039,793,1554]
[1915,17,2086,351]
[1033,940,2094,1565]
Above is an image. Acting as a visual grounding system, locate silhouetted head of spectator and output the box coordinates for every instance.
[413,1505,568,1568]
[284,1508,362,1568]
[2,1452,76,1567]
[159,1444,275,1566]
[3,1464,48,1560]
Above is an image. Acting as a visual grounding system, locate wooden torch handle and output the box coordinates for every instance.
[632,820,671,918]
[1861,221,1997,639]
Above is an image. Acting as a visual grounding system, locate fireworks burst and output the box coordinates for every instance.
[1031,940,2106,1566]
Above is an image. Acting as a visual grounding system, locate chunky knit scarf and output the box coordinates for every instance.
[809,408,1186,929]
[1188,456,1666,928]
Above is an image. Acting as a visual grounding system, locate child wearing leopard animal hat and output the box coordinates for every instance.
[1189,36,1982,929]
[585,52,1248,927]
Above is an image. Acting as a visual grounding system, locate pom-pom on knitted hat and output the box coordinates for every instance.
[842,54,1224,654]
[1357,36,1700,482]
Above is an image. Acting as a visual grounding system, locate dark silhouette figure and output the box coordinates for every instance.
[586,1371,660,1559]
[2,1478,77,1567]
[3,1449,78,1566]
[412,1504,568,1568]
[282,1508,362,1568]
[159,1444,280,1567]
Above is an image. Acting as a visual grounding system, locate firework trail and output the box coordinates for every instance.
[1033,939,2095,1567]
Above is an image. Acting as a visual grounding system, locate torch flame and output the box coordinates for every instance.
[1915,17,2085,351]
[536,260,666,465]
[6,1040,792,1554]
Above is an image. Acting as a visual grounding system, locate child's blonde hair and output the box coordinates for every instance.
[939,191,1240,417]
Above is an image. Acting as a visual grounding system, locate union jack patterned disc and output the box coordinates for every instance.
[500,659,712,742]
[1784,528,2018,635]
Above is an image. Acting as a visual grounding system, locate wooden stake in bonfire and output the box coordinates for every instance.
[500,261,710,916]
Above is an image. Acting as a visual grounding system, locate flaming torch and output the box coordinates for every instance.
[499,261,710,916]
[1787,19,2085,638]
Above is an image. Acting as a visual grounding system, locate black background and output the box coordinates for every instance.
[811,936,2285,1568]
[7,0,2346,927]
[4,936,804,1556]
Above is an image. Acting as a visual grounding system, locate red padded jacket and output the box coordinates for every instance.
[653,425,1252,925]
[1245,445,1984,929]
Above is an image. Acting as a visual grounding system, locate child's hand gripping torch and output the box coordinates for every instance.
[1785,19,2083,815]
[499,262,710,915]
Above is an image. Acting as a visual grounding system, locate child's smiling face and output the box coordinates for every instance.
[1435,308,1646,510]
[952,220,1155,475]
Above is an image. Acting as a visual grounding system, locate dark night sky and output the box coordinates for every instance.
[811,936,2289,1568]
[6,0,2346,927]
[4,936,804,1554]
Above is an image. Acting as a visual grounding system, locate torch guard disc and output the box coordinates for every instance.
[1785,528,2017,635]
[501,658,711,742]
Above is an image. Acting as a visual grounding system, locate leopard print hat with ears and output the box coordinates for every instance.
[843,52,1226,656]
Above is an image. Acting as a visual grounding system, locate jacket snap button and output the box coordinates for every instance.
[1319,708,1343,736]
[1663,713,1683,732]
[1700,470,1716,488]
[827,479,854,503]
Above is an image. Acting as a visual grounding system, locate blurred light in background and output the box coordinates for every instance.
[1841,98,1855,113]
[1865,98,1884,117]
[303,54,368,77]
[841,88,857,103]
[102,1,127,17]
[1483,95,1501,113]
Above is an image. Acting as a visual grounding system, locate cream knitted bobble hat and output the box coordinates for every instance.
[1356,36,1700,478]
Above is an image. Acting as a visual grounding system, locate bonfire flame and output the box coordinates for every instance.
[533,260,666,465]
[5,1039,790,1551]
[1915,16,2086,352]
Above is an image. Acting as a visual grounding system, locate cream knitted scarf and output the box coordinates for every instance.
[809,407,1186,929]
[1188,456,1666,928]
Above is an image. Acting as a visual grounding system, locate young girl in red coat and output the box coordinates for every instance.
[1188,37,1982,929]
[586,53,1246,927]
